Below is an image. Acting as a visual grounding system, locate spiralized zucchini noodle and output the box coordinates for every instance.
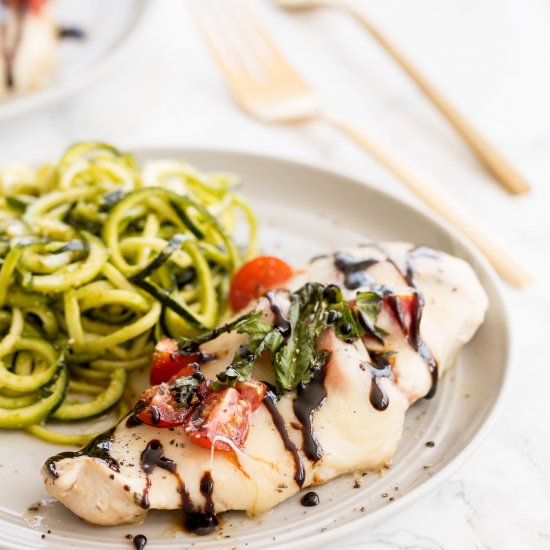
[0,143,257,444]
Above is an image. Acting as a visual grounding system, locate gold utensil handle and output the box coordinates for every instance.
[342,2,530,195]
[321,112,534,288]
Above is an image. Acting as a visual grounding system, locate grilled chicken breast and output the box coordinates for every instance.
[42,243,488,528]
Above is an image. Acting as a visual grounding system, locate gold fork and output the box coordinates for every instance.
[275,0,531,195]
[192,0,533,288]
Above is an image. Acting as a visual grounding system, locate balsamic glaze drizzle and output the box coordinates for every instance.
[139,440,218,536]
[263,391,305,487]
[199,471,215,515]
[330,245,440,400]
[139,440,177,509]
[185,509,218,536]
[364,353,394,411]
[301,491,320,507]
[293,364,328,462]
[132,534,147,550]
[406,292,438,398]
[333,253,378,290]
[140,440,177,475]
[44,428,118,479]
[126,413,143,428]
[184,471,218,536]
[266,290,291,336]
[404,247,440,397]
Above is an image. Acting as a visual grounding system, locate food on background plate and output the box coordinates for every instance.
[43,242,488,533]
[0,142,256,444]
[0,0,84,99]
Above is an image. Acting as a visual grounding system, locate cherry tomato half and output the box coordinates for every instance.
[135,383,189,428]
[229,256,293,312]
[236,380,267,412]
[150,338,201,385]
[184,388,250,451]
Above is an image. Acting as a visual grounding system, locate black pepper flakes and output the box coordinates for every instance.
[109,474,115,480]
[425,441,435,448]
[353,480,361,489]
[381,492,388,498]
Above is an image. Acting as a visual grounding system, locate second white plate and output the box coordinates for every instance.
[0,0,150,122]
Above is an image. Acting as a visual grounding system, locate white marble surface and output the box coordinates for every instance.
[1,0,550,548]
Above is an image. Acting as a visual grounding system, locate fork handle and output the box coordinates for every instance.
[338,2,530,195]
[319,112,534,288]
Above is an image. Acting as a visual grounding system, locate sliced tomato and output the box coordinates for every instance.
[229,256,293,312]
[236,380,267,412]
[135,384,189,428]
[383,293,416,335]
[150,338,201,385]
[184,388,250,451]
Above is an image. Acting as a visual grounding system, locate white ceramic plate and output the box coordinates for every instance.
[0,0,150,121]
[0,148,511,549]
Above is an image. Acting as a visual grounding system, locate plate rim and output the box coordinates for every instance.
[0,0,153,122]
[0,145,513,549]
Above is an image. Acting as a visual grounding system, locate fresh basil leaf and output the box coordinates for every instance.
[216,323,285,388]
[333,305,363,342]
[177,310,263,352]
[264,330,285,352]
[176,282,389,398]
[355,290,385,342]
[236,316,273,339]
[273,295,299,392]
[273,283,327,392]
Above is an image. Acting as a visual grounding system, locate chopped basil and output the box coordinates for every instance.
[274,283,328,392]
[176,310,265,352]
[177,283,386,395]
[170,375,201,407]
